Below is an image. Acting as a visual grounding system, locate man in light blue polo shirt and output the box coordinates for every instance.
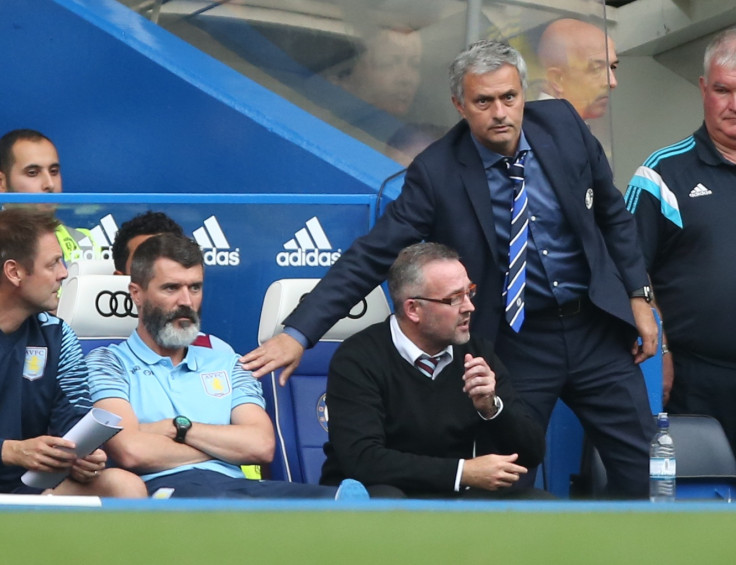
[86,233,366,499]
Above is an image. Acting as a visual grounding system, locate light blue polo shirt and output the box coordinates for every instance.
[86,330,265,482]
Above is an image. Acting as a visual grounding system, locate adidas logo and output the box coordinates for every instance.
[68,213,118,262]
[276,217,342,267]
[193,216,240,266]
[689,183,713,198]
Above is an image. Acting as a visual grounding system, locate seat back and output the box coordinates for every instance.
[585,414,736,499]
[57,274,138,353]
[258,279,391,483]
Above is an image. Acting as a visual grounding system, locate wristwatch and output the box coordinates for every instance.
[173,415,192,443]
[630,286,653,303]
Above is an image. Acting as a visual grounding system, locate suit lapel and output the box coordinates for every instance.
[455,129,500,265]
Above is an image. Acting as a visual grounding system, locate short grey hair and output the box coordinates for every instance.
[449,39,528,104]
[704,27,736,82]
[388,242,460,319]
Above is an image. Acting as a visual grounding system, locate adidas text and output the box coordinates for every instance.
[276,249,342,267]
[204,248,240,266]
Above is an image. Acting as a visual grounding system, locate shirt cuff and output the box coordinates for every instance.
[282,326,310,349]
[455,459,465,492]
[478,396,504,421]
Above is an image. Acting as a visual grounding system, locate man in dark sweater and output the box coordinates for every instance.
[320,243,546,498]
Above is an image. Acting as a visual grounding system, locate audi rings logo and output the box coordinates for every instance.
[95,291,138,318]
[346,298,367,320]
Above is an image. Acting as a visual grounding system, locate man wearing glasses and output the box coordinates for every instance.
[319,243,546,499]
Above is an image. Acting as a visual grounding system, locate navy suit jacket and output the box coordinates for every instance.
[285,99,648,345]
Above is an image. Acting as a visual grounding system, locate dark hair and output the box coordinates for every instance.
[130,233,203,288]
[0,208,60,275]
[112,211,185,273]
[387,242,460,318]
[0,129,54,177]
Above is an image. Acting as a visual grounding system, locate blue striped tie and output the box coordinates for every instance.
[504,150,529,332]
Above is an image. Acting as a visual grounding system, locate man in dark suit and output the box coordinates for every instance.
[244,40,657,497]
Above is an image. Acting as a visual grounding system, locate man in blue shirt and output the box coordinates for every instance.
[87,233,365,499]
[0,207,145,497]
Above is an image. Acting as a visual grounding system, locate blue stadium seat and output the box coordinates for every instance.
[257,279,391,483]
[56,272,138,354]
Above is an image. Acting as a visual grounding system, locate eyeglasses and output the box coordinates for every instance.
[411,283,477,307]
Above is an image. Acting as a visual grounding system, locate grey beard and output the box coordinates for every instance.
[142,303,201,350]
[154,321,200,349]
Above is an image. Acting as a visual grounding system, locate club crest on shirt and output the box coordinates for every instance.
[23,347,48,381]
[200,371,231,397]
[585,188,594,209]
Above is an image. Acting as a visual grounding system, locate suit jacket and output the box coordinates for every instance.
[285,99,648,345]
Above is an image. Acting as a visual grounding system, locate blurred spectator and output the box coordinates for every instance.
[329,27,422,118]
[385,122,446,167]
[536,18,618,120]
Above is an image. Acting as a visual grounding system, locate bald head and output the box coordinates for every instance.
[537,18,618,120]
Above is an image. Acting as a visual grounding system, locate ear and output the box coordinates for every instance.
[3,259,24,288]
[0,171,8,193]
[451,96,466,119]
[544,66,565,97]
[128,281,144,308]
[403,298,422,324]
[699,75,707,97]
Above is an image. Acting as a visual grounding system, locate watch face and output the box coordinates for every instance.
[174,416,191,428]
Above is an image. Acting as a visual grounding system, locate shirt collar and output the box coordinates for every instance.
[695,122,736,167]
[389,314,454,368]
[471,131,532,170]
[127,329,198,371]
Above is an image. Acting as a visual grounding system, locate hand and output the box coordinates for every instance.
[461,453,527,491]
[630,299,658,364]
[1,436,77,472]
[662,349,674,406]
[70,449,107,484]
[240,333,305,386]
[461,354,498,418]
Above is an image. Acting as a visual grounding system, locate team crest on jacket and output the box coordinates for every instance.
[200,371,231,397]
[585,188,594,209]
[317,393,329,432]
[23,347,47,381]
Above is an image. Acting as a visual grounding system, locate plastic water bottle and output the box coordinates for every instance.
[650,412,676,502]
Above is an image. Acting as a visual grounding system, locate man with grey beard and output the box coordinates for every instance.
[85,233,367,499]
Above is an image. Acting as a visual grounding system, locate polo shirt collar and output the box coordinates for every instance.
[127,329,199,371]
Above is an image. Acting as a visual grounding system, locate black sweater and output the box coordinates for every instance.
[320,320,545,494]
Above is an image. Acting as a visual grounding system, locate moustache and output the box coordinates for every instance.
[165,306,200,324]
